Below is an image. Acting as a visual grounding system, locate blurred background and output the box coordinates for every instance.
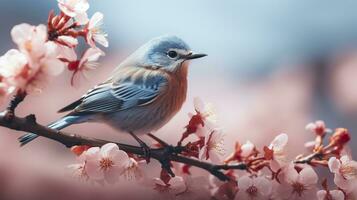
[1,0,357,199]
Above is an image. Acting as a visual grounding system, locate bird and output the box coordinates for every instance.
[18,35,207,156]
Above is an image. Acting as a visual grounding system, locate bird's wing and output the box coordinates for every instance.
[71,74,168,114]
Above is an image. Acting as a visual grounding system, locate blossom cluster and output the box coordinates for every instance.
[0,0,107,101]
[68,98,357,200]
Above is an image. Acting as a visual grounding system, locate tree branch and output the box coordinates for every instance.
[0,111,246,181]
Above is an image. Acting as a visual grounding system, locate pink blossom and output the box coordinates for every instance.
[176,176,211,200]
[26,42,65,93]
[67,163,89,182]
[120,158,145,181]
[58,46,104,85]
[317,189,344,200]
[199,129,225,163]
[276,164,318,200]
[240,140,255,157]
[9,23,65,92]
[192,97,218,137]
[84,143,130,183]
[328,156,357,193]
[305,120,331,136]
[57,0,89,25]
[154,176,187,195]
[266,133,288,172]
[235,175,272,200]
[0,49,28,91]
[86,12,108,48]
[11,23,47,60]
[304,140,316,151]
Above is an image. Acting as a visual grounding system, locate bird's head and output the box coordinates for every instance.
[131,35,207,72]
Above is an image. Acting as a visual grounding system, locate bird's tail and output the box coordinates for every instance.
[18,116,82,146]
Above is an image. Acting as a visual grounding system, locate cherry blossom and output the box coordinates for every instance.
[264,133,288,172]
[57,0,89,25]
[317,189,344,200]
[9,23,65,92]
[0,49,28,91]
[68,163,89,182]
[120,158,145,181]
[276,164,318,200]
[154,176,187,195]
[328,156,357,193]
[58,46,104,85]
[175,176,211,200]
[27,42,65,93]
[306,120,331,136]
[235,175,272,200]
[192,97,218,137]
[86,12,108,48]
[199,129,225,163]
[84,143,130,183]
[11,23,47,61]
[240,140,255,157]
[304,140,316,151]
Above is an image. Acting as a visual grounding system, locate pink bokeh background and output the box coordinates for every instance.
[1,0,357,199]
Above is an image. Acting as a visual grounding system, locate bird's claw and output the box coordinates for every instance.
[129,131,151,163]
[141,142,151,164]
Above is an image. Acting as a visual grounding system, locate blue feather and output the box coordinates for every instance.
[18,116,82,146]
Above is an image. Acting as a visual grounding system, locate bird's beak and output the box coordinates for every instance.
[184,53,207,60]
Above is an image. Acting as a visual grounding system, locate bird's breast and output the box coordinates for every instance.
[105,65,188,134]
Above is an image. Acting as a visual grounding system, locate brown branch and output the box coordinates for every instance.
[0,110,246,181]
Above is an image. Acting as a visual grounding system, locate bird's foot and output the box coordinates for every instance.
[129,132,151,163]
[140,142,151,164]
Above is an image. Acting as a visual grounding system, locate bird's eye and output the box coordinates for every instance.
[167,50,178,59]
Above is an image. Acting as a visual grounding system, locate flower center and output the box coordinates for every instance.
[100,158,114,171]
[292,182,306,197]
[67,60,80,71]
[340,165,357,180]
[207,133,225,155]
[246,185,258,197]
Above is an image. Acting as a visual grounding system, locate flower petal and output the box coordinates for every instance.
[328,157,341,174]
[89,12,104,29]
[57,45,77,62]
[330,190,345,200]
[284,163,299,183]
[237,175,253,191]
[299,166,318,185]
[241,141,254,157]
[42,58,64,76]
[193,97,205,112]
[74,12,89,25]
[316,190,327,200]
[57,36,78,48]
[93,34,109,48]
[84,147,100,161]
[100,143,119,158]
[11,23,33,46]
[85,160,103,180]
[269,133,288,150]
[254,177,272,196]
[169,176,186,195]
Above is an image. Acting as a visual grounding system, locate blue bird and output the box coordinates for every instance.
[19,35,206,157]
